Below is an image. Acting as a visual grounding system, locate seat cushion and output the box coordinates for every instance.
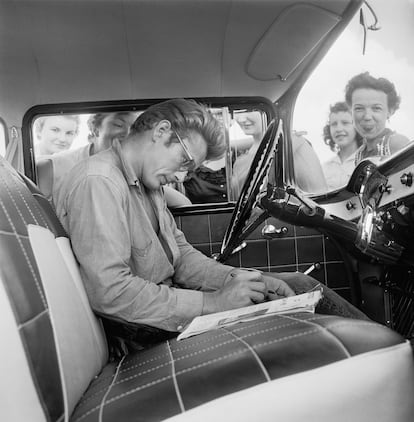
[70,312,413,422]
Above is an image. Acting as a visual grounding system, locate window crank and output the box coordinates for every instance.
[303,262,321,275]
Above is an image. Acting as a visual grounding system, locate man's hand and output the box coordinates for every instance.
[261,274,295,299]
[203,269,266,314]
[202,268,296,314]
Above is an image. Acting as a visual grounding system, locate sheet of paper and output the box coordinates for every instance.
[177,289,322,341]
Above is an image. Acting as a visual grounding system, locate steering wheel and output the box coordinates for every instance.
[217,119,283,262]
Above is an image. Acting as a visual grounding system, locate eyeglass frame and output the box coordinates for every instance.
[172,129,196,171]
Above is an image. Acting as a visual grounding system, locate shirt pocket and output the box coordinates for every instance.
[130,238,154,279]
[131,237,152,257]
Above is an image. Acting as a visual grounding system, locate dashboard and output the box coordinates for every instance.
[263,142,414,267]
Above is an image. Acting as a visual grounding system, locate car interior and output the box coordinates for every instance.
[0,0,413,421]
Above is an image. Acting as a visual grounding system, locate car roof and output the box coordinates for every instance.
[0,0,362,124]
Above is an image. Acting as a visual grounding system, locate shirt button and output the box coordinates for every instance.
[220,184,224,188]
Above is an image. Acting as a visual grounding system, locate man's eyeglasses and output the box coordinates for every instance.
[172,129,196,171]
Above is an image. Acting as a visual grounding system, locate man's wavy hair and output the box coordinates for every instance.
[323,102,363,152]
[130,99,225,161]
[345,72,401,114]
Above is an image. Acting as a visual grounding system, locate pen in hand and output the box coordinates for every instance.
[230,267,276,297]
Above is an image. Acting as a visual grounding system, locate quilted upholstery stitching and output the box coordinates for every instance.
[73,373,173,422]
[121,315,333,368]
[2,169,51,230]
[120,350,169,366]
[29,193,51,229]
[229,313,333,334]
[0,172,34,226]
[76,317,383,415]
[0,192,47,308]
[18,308,48,328]
[0,229,28,237]
[167,340,185,413]
[171,314,319,353]
[223,328,271,382]
[87,315,341,392]
[281,314,352,357]
[73,328,321,420]
[77,360,171,407]
[98,355,125,422]
[78,336,240,405]
[14,177,50,229]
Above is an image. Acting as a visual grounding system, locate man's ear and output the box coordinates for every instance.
[153,120,172,143]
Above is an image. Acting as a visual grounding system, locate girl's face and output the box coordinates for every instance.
[235,111,264,138]
[329,110,357,150]
[351,88,390,140]
[38,116,78,155]
[96,112,138,150]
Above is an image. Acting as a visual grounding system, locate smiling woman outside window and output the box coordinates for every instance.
[293,0,414,193]
[34,115,80,157]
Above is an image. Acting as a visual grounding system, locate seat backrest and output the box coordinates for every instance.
[0,156,107,422]
[36,145,91,208]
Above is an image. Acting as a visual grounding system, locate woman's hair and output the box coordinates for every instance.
[86,113,107,141]
[323,101,362,151]
[35,114,80,136]
[87,113,106,138]
[345,72,401,113]
[130,98,225,161]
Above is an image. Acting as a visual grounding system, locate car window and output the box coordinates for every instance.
[293,0,414,193]
[32,107,270,207]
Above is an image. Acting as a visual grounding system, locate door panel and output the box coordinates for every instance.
[175,209,353,301]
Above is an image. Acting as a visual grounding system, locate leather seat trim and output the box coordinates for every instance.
[163,341,414,422]
[70,313,407,422]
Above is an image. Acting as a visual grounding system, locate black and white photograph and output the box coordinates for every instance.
[0,1,413,421]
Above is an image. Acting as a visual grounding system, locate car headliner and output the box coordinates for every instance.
[0,0,362,125]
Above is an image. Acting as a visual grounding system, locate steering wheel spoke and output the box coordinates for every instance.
[217,119,283,262]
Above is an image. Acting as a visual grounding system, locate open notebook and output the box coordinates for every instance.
[177,289,323,341]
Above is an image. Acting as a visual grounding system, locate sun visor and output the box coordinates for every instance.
[246,4,341,81]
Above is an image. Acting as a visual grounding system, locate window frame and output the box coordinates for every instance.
[23,97,277,213]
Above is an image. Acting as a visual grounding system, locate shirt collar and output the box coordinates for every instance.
[112,139,142,189]
[362,128,393,147]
